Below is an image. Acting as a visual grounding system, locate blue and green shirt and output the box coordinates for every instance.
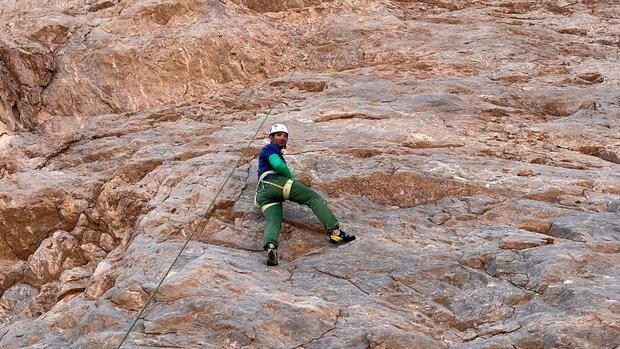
[258,143,294,179]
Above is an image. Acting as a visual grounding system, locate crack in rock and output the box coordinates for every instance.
[35,137,84,169]
[314,267,370,295]
[291,309,342,349]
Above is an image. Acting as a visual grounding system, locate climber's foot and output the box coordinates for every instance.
[266,244,278,266]
[330,230,356,244]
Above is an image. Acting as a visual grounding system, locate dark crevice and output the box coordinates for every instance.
[0,329,9,342]
[202,241,263,253]
[464,323,522,343]
[314,112,391,123]
[0,232,21,260]
[239,332,257,348]
[291,309,342,349]
[559,144,620,165]
[285,266,298,282]
[429,209,452,226]
[138,296,161,321]
[314,267,370,295]
[35,138,84,169]
[39,61,56,98]
[82,24,96,42]
[458,261,543,296]
[11,105,21,126]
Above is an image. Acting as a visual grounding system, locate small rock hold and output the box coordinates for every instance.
[80,243,107,263]
[607,199,620,213]
[511,273,529,287]
[517,168,539,177]
[99,233,116,252]
[58,267,92,300]
[23,231,85,286]
[500,233,554,250]
[85,261,114,300]
[517,219,552,234]
[460,328,478,341]
[85,274,115,300]
[88,0,116,12]
[430,212,451,225]
[599,147,620,164]
[108,282,149,311]
[577,72,604,84]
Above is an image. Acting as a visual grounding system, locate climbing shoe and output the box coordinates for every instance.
[330,231,356,244]
[266,248,278,266]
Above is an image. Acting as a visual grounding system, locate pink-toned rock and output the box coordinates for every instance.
[29,281,59,316]
[0,283,38,320]
[85,260,115,300]
[22,231,86,286]
[80,243,107,264]
[108,281,150,311]
[0,0,618,348]
[500,233,554,250]
[516,218,552,234]
[0,37,54,132]
[58,267,92,300]
[99,233,116,253]
[0,187,86,260]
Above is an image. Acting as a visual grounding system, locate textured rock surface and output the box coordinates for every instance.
[1,0,619,348]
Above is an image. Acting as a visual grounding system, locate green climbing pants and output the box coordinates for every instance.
[255,175,339,250]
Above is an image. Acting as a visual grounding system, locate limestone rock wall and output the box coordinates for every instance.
[0,0,619,348]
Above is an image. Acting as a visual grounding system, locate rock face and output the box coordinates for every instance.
[1,0,619,348]
[0,38,54,132]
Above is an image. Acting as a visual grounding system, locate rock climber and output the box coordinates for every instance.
[254,123,356,266]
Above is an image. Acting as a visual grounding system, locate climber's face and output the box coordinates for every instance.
[270,132,288,149]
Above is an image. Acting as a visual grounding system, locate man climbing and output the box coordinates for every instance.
[255,123,356,266]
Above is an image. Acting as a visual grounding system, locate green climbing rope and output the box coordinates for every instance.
[116,4,339,347]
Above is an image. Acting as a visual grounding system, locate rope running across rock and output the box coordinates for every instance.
[115,3,340,348]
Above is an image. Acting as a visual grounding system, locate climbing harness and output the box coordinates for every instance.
[253,170,275,206]
[254,170,294,212]
[261,178,293,200]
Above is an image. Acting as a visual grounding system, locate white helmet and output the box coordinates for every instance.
[269,123,288,135]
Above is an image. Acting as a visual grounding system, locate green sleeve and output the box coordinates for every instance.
[268,154,294,179]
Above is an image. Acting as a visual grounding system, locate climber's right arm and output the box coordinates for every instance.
[268,154,294,179]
